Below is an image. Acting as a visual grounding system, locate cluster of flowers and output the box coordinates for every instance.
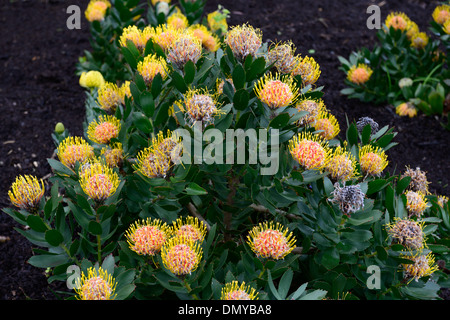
[7,0,450,300]
[343,6,450,119]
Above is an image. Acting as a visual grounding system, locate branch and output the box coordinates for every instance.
[187,202,211,232]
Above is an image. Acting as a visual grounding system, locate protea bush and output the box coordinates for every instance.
[3,0,450,300]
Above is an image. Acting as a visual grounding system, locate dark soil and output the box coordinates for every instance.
[0,0,448,300]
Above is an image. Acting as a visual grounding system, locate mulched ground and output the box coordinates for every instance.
[0,0,448,299]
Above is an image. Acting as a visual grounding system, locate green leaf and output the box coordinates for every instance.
[428,90,444,114]
[367,179,387,195]
[321,247,340,270]
[346,123,358,146]
[27,215,48,232]
[121,46,138,70]
[28,253,69,268]
[396,176,411,194]
[247,57,266,81]
[185,183,208,195]
[133,112,152,134]
[233,89,250,110]
[88,221,102,235]
[184,60,196,84]
[171,71,188,93]
[269,113,290,129]
[45,229,64,247]
[278,268,294,299]
[140,92,155,117]
[47,158,74,176]
[232,64,246,90]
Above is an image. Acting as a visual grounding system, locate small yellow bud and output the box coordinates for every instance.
[79,70,105,89]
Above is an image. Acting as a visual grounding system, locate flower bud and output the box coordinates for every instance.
[156,1,169,16]
[399,77,413,89]
[55,122,65,134]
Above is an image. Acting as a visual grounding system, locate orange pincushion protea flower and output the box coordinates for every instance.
[8,175,45,211]
[221,281,259,300]
[85,0,110,22]
[396,102,417,118]
[292,55,321,87]
[225,23,262,61]
[79,160,120,202]
[385,12,411,31]
[126,218,172,256]
[172,216,207,242]
[358,145,388,177]
[347,64,373,85]
[137,54,168,86]
[289,132,332,171]
[101,142,124,168]
[75,267,117,300]
[161,236,203,275]
[57,136,95,169]
[433,5,450,25]
[87,115,121,145]
[152,24,180,52]
[254,73,299,109]
[167,12,189,30]
[247,221,296,260]
[312,110,340,140]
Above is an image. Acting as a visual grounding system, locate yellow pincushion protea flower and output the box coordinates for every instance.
[75,267,117,300]
[295,98,327,126]
[247,221,296,260]
[135,142,172,179]
[119,25,148,52]
[172,216,207,242]
[79,160,120,202]
[97,82,127,113]
[221,281,259,300]
[152,24,180,52]
[312,110,340,140]
[385,12,411,32]
[125,218,172,256]
[292,55,321,87]
[87,115,121,145]
[167,31,203,69]
[266,41,298,75]
[207,9,228,34]
[101,142,124,168]
[326,144,358,182]
[289,132,332,171]
[387,217,426,252]
[347,64,373,85]
[225,23,262,61]
[8,175,45,211]
[151,130,183,164]
[396,102,417,118]
[254,73,299,109]
[410,32,429,49]
[137,54,168,86]
[358,145,388,177]
[167,11,189,30]
[437,195,449,208]
[57,136,95,169]
[79,70,105,89]
[433,5,450,25]
[405,190,428,218]
[161,236,203,276]
[401,252,438,282]
[179,87,222,126]
[85,0,111,22]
